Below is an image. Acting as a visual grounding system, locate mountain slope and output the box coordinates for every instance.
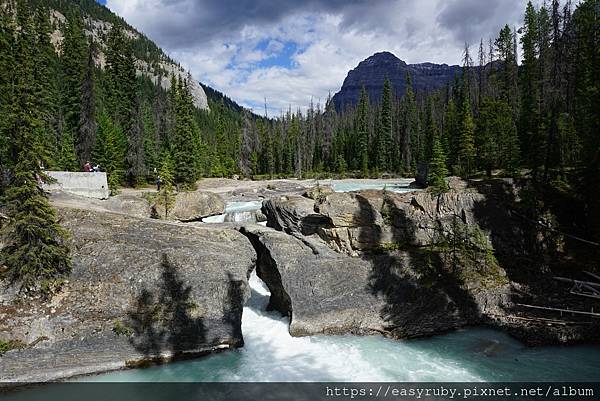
[32,0,209,110]
[332,51,462,111]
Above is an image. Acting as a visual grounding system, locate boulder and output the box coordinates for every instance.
[261,195,332,236]
[303,185,334,201]
[103,194,153,219]
[0,205,255,382]
[161,191,225,222]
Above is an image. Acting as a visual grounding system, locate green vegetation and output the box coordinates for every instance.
[0,339,26,356]
[427,134,448,195]
[0,0,596,188]
[155,152,176,218]
[112,320,133,337]
[0,0,71,294]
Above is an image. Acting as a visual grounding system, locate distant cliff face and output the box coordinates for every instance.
[332,51,461,111]
[48,7,209,110]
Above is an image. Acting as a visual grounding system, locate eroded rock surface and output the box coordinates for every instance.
[262,195,332,236]
[156,191,225,221]
[239,224,509,340]
[0,206,254,382]
[256,178,599,346]
[50,191,153,219]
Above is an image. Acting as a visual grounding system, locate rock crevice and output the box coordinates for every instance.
[239,227,292,318]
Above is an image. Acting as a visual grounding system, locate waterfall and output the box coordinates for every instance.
[203,201,264,224]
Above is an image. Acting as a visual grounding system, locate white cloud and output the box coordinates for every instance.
[105,0,528,114]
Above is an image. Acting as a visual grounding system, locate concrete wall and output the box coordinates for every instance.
[44,171,110,200]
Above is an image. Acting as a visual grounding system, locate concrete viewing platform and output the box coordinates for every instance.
[43,171,110,200]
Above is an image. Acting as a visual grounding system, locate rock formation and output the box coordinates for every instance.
[1,178,597,382]
[240,224,505,340]
[256,178,598,346]
[0,205,254,381]
[154,191,225,222]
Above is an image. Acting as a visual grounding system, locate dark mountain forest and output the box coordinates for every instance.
[1,0,598,186]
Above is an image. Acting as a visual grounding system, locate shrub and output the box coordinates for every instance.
[113,320,133,337]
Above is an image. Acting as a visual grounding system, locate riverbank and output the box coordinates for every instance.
[83,274,600,382]
[1,177,598,383]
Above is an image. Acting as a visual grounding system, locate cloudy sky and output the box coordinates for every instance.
[100,0,530,114]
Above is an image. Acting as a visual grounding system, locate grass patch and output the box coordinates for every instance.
[113,320,133,337]
[0,339,27,356]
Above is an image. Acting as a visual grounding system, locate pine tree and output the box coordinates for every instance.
[377,78,393,172]
[0,3,16,175]
[287,114,299,175]
[444,97,460,172]
[265,126,275,178]
[495,25,518,108]
[239,109,253,177]
[126,97,146,186]
[519,1,540,162]
[338,156,348,176]
[475,98,500,177]
[58,129,79,171]
[106,24,136,129]
[497,100,520,174]
[93,112,124,194]
[61,11,87,160]
[155,152,176,218]
[1,158,71,293]
[428,134,449,194]
[77,42,97,166]
[572,0,599,174]
[172,78,198,185]
[142,101,159,173]
[32,6,59,169]
[357,86,369,177]
[1,0,71,294]
[402,73,418,173]
[458,95,475,176]
[477,39,487,104]
[106,24,142,185]
[322,93,336,169]
[422,97,437,163]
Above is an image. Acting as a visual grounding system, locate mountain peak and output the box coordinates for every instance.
[361,51,407,67]
[332,51,461,111]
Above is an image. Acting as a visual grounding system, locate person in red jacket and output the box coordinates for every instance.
[83,161,92,172]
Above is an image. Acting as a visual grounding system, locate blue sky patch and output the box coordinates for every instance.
[254,39,298,69]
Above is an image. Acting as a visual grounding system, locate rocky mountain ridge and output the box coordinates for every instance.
[45,1,209,110]
[332,51,462,111]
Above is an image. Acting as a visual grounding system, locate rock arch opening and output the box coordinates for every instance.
[239,227,293,320]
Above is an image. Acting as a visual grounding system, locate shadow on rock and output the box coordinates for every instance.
[223,271,245,345]
[127,254,207,359]
[356,192,481,337]
[467,179,600,342]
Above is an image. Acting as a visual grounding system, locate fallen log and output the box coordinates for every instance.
[487,313,592,325]
[584,271,600,282]
[554,276,600,289]
[516,303,600,318]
